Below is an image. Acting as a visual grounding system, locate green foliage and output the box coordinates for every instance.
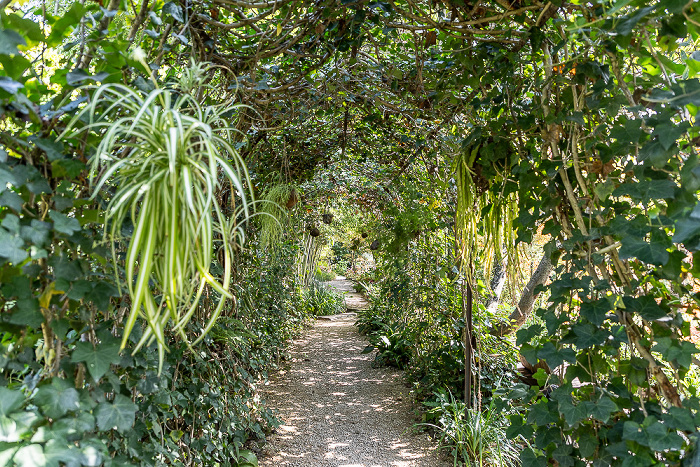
[258,183,296,248]
[61,61,253,371]
[422,389,521,467]
[299,281,346,316]
[361,321,413,369]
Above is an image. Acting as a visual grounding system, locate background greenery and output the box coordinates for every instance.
[2,0,700,465]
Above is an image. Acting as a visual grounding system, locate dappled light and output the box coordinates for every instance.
[261,285,446,466]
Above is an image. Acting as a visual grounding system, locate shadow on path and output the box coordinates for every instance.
[259,281,447,467]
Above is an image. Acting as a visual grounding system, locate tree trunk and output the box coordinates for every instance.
[491,253,553,337]
[485,256,507,314]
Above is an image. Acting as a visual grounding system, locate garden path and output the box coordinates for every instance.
[259,278,447,467]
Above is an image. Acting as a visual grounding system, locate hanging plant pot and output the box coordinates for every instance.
[309,226,320,237]
[361,232,368,238]
[370,239,380,250]
[322,213,333,224]
[286,188,299,209]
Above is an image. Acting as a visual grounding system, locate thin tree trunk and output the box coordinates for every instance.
[485,255,507,314]
[463,278,473,407]
[491,253,553,337]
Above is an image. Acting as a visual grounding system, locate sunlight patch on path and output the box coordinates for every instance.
[259,292,448,467]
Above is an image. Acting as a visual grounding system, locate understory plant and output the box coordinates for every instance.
[300,281,346,316]
[422,389,520,467]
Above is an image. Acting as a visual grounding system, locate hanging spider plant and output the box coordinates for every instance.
[61,56,253,372]
[258,181,298,248]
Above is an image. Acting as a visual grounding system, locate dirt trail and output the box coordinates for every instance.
[259,278,447,467]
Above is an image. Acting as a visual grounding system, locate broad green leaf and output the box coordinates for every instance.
[651,337,699,369]
[95,395,137,432]
[0,416,19,442]
[572,323,608,349]
[622,295,668,321]
[619,236,669,266]
[506,414,534,439]
[646,421,684,451]
[537,342,576,368]
[580,298,611,326]
[673,217,700,244]
[71,341,121,381]
[0,30,25,55]
[7,298,43,328]
[516,324,542,346]
[622,421,648,445]
[44,439,82,466]
[162,2,184,22]
[0,388,24,416]
[558,399,588,426]
[663,407,697,432]
[0,76,24,94]
[590,396,618,423]
[34,379,80,419]
[613,180,677,201]
[33,138,64,162]
[0,229,27,265]
[12,444,49,467]
[49,211,81,236]
[527,399,558,425]
[520,447,547,467]
[577,430,598,457]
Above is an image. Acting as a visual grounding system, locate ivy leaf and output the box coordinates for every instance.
[619,235,669,266]
[673,217,700,244]
[34,379,80,419]
[646,421,684,451]
[527,399,558,425]
[651,337,699,369]
[95,395,137,432]
[580,298,611,326]
[537,342,576,368]
[12,444,47,467]
[613,179,677,201]
[622,295,668,321]
[623,421,648,445]
[71,341,121,381]
[590,396,618,423]
[577,430,598,457]
[162,2,184,22]
[506,415,534,439]
[516,324,542,346]
[32,138,64,161]
[0,229,27,265]
[552,444,574,467]
[558,399,588,426]
[44,439,83,466]
[65,69,109,86]
[572,323,608,349]
[49,210,81,236]
[663,407,697,432]
[520,447,547,467]
[0,388,24,416]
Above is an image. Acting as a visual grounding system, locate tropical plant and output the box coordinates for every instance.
[61,57,253,371]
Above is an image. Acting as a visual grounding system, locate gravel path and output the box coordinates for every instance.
[259,278,448,467]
